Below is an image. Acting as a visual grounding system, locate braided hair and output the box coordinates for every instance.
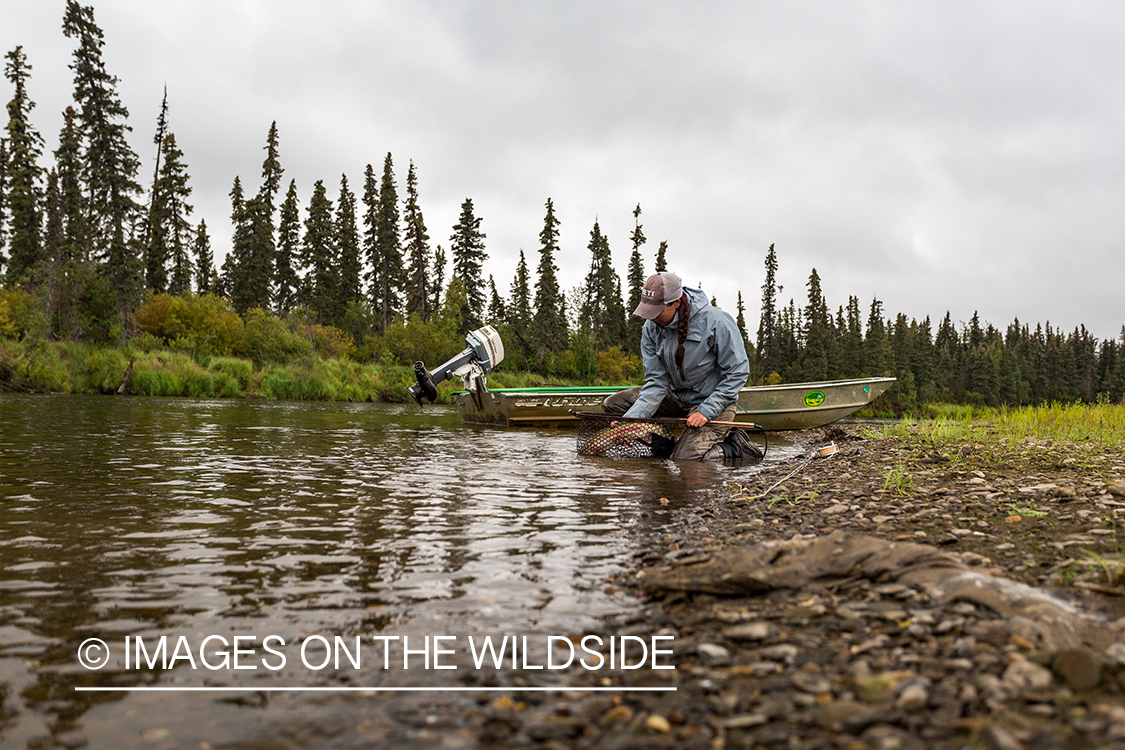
[674,292,691,378]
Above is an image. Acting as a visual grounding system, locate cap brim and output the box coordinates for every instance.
[633,301,665,320]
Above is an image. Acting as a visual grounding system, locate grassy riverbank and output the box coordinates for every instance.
[878,402,1125,454]
[0,338,586,402]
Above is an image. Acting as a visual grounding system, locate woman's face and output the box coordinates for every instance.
[652,298,680,327]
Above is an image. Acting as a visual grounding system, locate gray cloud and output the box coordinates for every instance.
[4,1,1123,340]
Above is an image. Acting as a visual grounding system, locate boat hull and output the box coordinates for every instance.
[454,377,895,430]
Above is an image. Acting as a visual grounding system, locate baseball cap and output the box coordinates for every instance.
[633,272,683,320]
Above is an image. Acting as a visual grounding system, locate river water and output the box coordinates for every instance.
[0,394,794,748]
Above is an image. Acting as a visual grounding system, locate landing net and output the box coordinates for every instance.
[573,412,679,458]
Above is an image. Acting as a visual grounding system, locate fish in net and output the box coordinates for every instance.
[574,413,678,458]
[573,411,768,461]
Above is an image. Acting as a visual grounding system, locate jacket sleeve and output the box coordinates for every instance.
[623,323,671,419]
[695,313,750,420]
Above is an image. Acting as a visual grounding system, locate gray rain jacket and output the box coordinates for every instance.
[623,287,750,421]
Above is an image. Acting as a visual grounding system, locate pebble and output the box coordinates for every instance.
[724,621,770,640]
[1002,659,1054,692]
[1052,647,1102,691]
[895,681,929,710]
[981,725,1023,750]
[696,643,730,664]
[724,713,768,729]
[791,670,832,695]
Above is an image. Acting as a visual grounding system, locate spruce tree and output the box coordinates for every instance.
[626,203,646,352]
[230,123,282,312]
[4,46,45,287]
[141,86,168,257]
[161,135,194,296]
[43,170,63,325]
[193,219,213,294]
[54,106,86,263]
[63,0,144,334]
[274,180,300,315]
[1109,326,1125,403]
[431,244,445,313]
[402,160,432,322]
[865,297,892,376]
[839,296,864,377]
[735,291,750,350]
[505,249,532,362]
[148,133,193,295]
[509,249,531,331]
[334,173,361,320]
[449,197,487,331]
[370,154,405,332]
[0,139,8,274]
[226,176,250,303]
[654,240,668,272]
[531,197,567,359]
[757,243,779,376]
[802,268,831,380]
[487,274,506,323]
[579,219,624,355]
[361,163,378,301]
[301,179,336,322]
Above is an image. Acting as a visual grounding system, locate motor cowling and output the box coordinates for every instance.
[408,325,505,406]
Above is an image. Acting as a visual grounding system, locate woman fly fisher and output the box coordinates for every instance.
[602,271,758,460]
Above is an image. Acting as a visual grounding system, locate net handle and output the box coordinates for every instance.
[570,410,762,431]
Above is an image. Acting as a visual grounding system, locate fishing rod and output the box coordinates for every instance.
[570,410,762,430]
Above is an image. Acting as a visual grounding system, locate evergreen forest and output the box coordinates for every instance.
[2,2,1123,411]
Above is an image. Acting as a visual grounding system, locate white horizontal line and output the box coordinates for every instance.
[75,686,676,693]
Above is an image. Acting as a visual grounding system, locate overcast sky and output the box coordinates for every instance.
[4,1,1124,341]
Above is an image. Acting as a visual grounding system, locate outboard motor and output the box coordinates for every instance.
[408,325,505,407]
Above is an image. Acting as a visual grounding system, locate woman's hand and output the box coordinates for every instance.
[686,411,709,428]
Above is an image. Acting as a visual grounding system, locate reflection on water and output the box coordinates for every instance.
[0,394,797,747]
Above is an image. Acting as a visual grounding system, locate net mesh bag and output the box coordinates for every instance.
[574,412,679,458]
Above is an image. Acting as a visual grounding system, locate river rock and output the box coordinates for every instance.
[981,725,1023,750]
[723,621,770,641]
[817,700,885,732]
[696,643,730,664]
[1002,659,1054,692]
[790,670,832,695]
[853,672,912,704]
[1052,647,1102,691]
[895,681,930,710]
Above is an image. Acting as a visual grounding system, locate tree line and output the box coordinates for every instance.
[753,244,1125,410]
[3,2,1123,406]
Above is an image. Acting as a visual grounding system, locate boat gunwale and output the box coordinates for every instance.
[455,376,896,398]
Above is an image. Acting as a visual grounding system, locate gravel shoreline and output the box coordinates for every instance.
[214,425,1125,750]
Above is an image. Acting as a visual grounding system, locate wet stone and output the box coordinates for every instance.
[790,670,832,695]
[1052,648,1102,692]
[1002,659,1054,692]
[696,643,730,664]
[981,725,1023,750]
[723,621,770,641]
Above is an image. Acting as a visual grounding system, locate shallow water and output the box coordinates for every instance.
[0,394,798,748]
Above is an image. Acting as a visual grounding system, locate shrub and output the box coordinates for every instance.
[0,288,47,340]
[134,293,244,357]
[596,346,641,384]
[239,308,311,364]
[295,322,357,361]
